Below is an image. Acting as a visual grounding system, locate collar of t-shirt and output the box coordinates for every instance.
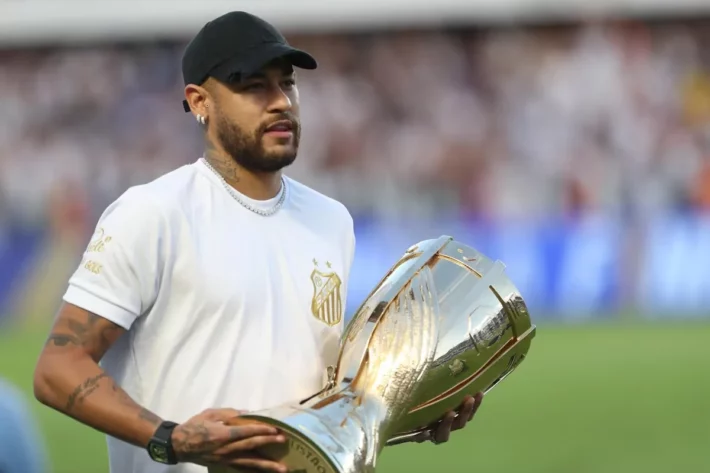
[195,158,287,213]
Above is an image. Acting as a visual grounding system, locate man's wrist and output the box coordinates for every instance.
[146,421,179,465]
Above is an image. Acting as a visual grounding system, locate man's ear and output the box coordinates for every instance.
[184,82,212,117]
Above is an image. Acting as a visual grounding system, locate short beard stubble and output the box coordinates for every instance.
[213,108,300,173]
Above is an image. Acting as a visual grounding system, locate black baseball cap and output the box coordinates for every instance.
[181,11,318,112]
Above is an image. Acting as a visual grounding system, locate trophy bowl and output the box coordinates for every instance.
[212,236,537,473]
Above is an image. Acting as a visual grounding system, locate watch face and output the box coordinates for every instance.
[149,443,169,464]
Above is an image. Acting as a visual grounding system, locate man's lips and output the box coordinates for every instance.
[265,120,293,133]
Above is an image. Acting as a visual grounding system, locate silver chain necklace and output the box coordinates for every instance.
[201,157,287,217]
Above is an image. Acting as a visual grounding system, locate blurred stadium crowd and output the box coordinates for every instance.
[3,19,710,239]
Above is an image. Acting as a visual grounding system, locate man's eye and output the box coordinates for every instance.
[282,79,296,88]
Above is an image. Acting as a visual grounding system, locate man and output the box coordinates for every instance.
[33,11,483,473]
[0,378,47,473]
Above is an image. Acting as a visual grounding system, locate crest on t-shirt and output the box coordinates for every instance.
[87,227,113,253]
[310,259,343,326]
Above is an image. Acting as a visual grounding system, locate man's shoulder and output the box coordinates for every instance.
[287,177,353,225]
[109,163,200,216]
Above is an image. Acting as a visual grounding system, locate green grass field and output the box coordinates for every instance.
[1,321,709,473]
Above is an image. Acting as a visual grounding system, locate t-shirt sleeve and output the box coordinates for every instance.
[62,189,167,330]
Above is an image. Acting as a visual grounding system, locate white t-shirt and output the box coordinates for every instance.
[63,159,356,473]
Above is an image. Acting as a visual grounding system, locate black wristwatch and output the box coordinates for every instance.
[147,421,179,465]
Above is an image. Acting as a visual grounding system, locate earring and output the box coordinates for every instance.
[196,114,207,125]
[202,105,209,123]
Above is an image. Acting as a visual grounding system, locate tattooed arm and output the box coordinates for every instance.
[33,302,162,448]
[33,303,289,471]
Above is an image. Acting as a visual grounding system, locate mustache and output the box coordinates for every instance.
[259,113,300,133]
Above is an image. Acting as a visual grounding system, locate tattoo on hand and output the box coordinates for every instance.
[66,373,108,411]
[173,423,213,459]
[174,423,247,461]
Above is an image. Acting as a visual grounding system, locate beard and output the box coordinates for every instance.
[213,110,300,173]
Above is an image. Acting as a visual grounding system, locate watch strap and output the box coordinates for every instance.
[147,421,179,465]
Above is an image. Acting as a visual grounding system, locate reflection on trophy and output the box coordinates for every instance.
[213,235,536,473]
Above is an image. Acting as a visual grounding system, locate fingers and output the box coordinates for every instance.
[452,395,476,430]
[224,424,281,441]
[433,411,456,444]
[215,434,286,456]
[413,430,433,443]
[230,456,288,473]
[432,392,484,444]
[469,392,484,421]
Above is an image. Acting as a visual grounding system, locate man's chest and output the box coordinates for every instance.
[164,213,348,335]
[133,213,348,403]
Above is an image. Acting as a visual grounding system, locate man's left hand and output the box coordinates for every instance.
[415,392,484,445]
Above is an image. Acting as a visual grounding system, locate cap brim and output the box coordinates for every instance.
[215,43,317,81]
[182,43,317,112]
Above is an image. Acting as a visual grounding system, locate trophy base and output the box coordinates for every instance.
[209,415,340,473]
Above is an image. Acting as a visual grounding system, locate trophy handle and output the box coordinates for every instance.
[298,365,338,406]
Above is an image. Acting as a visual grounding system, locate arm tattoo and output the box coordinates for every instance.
[63,316,100,344]
[66,373,108,411]
[110,379,134,404]
[45,334,82,347]
[139,408,162,427]
[65,373,161,426]
[45,312,122,352]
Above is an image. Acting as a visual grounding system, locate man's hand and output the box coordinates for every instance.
[172,408,288,472]
[415,392,484,445]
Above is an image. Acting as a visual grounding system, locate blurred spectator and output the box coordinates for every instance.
[0,378,48,473]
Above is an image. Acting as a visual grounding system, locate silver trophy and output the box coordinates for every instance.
[212,236,536,473]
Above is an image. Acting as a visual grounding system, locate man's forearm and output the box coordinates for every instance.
[34,355,162,449]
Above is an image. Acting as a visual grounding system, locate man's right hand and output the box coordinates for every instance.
[172,408,288,472]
